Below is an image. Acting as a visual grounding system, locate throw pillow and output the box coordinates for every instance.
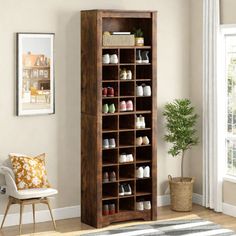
[10,153,50,190]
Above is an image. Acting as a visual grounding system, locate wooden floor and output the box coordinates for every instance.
[0,204,236,236]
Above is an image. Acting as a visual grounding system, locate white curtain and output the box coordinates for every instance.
[203,0,223,212]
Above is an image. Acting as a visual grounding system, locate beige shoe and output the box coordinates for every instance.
[136,137,143,146]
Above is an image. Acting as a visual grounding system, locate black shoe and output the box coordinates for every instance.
[119,184,124,196]
[123,184,132,195]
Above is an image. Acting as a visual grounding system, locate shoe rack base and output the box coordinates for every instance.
[81,10,157,228]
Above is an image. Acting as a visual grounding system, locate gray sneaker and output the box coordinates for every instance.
[109,138,116,148]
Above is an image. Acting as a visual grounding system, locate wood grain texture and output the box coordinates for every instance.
[81,9,157,228]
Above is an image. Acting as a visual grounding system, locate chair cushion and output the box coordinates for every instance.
[15,188,58,199]
[10,153,50,190]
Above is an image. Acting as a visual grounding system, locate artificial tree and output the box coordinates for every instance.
[163,99,199,180]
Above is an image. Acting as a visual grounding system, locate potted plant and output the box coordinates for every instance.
[133,28,144,46]
[163,99,199,212]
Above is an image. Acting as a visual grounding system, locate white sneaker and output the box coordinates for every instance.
[119,153,127,163]
[142,136,149,145]
[136,85,144,96]
[136,167,144,178]
[143,85,151,96]
[103,54,110,64]
[126,70,132,80]
[143,166,150,178]
[144,201,151,210]
[139,115,145,128]
[136,201,144,211]
[136,116,141,129]
[103,139,109,149]
[120,70,127,80]
[136,137,143,146]
[110,54,118,64]
[126,154,133,162]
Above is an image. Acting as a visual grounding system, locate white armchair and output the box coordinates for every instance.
[0,165,58,234]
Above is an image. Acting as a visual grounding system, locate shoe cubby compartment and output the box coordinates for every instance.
[136,196,152,212]
[103,132,118,149]
[102,199,118,215]
[136,49,152,64]
[119,131,134,147]
[103,66,119,81]
[119,197,135,211]
[103,183,118,199]
[136,113,152,129]
[119,65,135,81]
[136,179,152,195]
[120,49,135,64]
[119,115,135,130]
[119,98,135,112]
[136,82,152,97]
[119,165,135,181]
[103,149,118,166]
[119,147,135,163]
[120,81,135,97]
[102,99,118,114]
[102,82,119,97]
[119,180,135,196]
[136,65,152,80]
[103,116,118,131]
[136,97,152,111]
[136,146,152,163]
[136,130,152,140]
[136,163,151,179]
[103,166,118,183]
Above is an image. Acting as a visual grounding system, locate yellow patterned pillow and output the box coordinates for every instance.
[10,153,50,190]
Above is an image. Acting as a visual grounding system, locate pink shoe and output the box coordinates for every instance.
[126,100,133,111]
[120,101,127,111]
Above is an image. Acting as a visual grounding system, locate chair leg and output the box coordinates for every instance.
[32,204,36,231]
[19,202,24,234]
[46,198,56,230]
[1,197,12,229]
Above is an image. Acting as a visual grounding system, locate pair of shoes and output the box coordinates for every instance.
[103,104,116,113]
[120,69,132,80]
[103,171,116,183]
[103,87,114,97]
[103,54,118,64]
[136,166,150,178]
[136,84,151,96]
[103,203,116,215]
[120,100,133,111]
[136,50,149,63]
[136,201,151,211]
[103,138,116,149]
[136,136,150,146]
[136,115,145,129]
[119,153,134,163]
[119,184,132,196]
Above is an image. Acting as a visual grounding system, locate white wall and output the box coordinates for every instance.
[0,0,191,215]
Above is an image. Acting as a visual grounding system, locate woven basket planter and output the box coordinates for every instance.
[168,175,194,212]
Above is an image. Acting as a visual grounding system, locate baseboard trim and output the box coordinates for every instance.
[223,203,236,217]
[157,193,203,207]
[0,193,204,227]
[0,205,80,227]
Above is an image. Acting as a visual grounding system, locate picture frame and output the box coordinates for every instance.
[16,33,55,116]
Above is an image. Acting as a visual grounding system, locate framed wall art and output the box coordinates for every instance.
[16,33,55,116]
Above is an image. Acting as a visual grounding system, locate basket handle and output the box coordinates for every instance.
[168,175,172,181]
